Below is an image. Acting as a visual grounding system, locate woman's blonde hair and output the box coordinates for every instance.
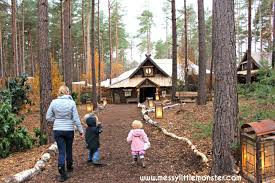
[58,85,70,96]
[132,120,143,129]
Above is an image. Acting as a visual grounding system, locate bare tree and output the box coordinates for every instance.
[211,0,238,175]
[108,0,112,85]
[82,0,86,75]
[98,0,102,100]
[171,0,177,101]
[247,0,252,83]
[184,0,188,90]
[91,0,97,109]
[38,0,53,141]
[12,0,18,76]
[0,22,3,78]
[63,0,72,90]
[272,0,275,69]
[22,0,25,74]
[197,0,207,105]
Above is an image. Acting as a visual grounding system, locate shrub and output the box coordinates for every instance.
[0,102,33,158]
[192,121,213,139]
[0,75,32,113]
[71,92,78,102]
[34,128,48,146]
[80,93,92,104]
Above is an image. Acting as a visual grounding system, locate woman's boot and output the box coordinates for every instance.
[58,166,68,182]
[67,162,73,172]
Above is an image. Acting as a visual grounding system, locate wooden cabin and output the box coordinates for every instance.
[237,52,272,83]
[109,55,172,103]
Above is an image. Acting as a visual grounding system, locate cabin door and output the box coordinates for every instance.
[139,87,156,103]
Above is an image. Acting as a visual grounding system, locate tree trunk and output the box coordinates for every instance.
[17,22,21,75]
[171,0,177,101]
[272,0,275,69]
[28,29,35,76]
[98,0,101,100]
[184,0,188,91]
[115,6,119,64]
[38,0,53,142]
[197,0,207,105]
[108,0,112,85]
[12,0,18,77]
[247,0,252,84]
[91,0,97,109]
[82,0,86,75]
[63,0,72,90]
[22,0,25,74]
[60,0,64,76]
[211,0,238,175]
[0,22,3,78]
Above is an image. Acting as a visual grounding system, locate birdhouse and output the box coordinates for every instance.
[147,97,154,108]
[86,101,93,113]
[155,102,163,119]
[241,120,275,183]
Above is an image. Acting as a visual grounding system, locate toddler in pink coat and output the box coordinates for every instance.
[127,120,149,167]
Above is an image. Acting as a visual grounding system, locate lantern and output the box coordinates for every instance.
[147,97,154,108]
[86,101,93,113]
[241,120,275,183]
[155,102,163,119]
[102,98,107,106]
[155,92,160,101]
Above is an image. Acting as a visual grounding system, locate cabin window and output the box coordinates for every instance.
[123,89,132,97]
[162,90,166,97]
[143,66,154,77]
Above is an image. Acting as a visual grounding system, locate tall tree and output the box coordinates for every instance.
[82,0,86,75]
[171,0,177,101]
[108,0,112,85]
[12,0,18,76]
[272,0,275,69]
[197,0,207,105]
[91,0,97,109]
[247,0,252,84]
[211,0,238,175]
[184,0,188,90]
[98,0,101,100]
[63,0,72,90]
[38,0,52,141]
[22,0,25,74]
[137,10,154,55]
[0,22,3,78]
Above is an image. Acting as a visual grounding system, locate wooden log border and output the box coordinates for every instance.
[4,103,107,183]
[138,103,209,163]
[4,143,58,183]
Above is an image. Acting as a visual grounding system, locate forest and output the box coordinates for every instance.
[0,0,275,183]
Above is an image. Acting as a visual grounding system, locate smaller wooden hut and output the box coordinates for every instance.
[237,52,272,83]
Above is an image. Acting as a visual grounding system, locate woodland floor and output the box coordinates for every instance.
[0,101,263,183]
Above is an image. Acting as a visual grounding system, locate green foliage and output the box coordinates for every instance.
[71,92,78,102]
[0,102,33,158]
[0,75,32,113]
[238,67,275,104]
[80,93,92,104]
[34,128,48,146]
[154,40,168,59]
[192,121,213,139]
[252,110,275,121]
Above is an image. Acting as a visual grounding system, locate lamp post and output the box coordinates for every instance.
[241,120,275,183]
[86,101,93,113]
[155,102,163,119]
[155,92,160,101]
[147,97,154,108]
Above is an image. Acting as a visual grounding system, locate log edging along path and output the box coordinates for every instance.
[4,103,107,183]
[138,103,209,164]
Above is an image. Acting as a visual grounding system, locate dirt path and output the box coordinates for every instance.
[28,104,204,183]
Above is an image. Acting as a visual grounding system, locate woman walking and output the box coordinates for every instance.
[46,85,84,182]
